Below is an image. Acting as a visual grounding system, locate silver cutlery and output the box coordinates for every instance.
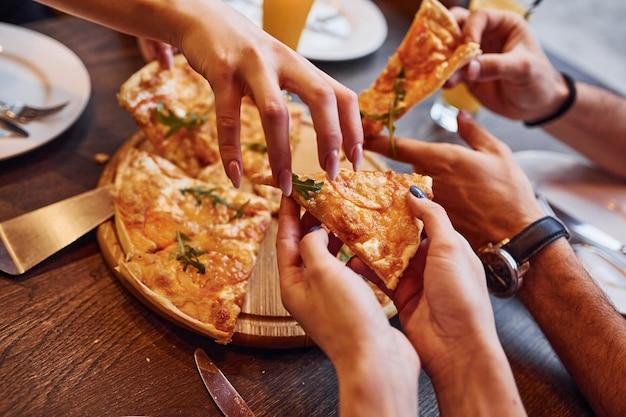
[194,348,256,417]
[0,186,114,275]
[0,98,68,124]
[0,116,29,138]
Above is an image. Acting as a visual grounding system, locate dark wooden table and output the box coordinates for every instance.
[1,2,603,416]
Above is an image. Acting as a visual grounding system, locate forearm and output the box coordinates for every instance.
[517,239,626,417]
[35,0,217,45]
[542,82,626,181]
[334,350,419,417]
[428,343,526,417]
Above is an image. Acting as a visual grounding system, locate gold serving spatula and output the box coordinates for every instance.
[0,186,114,275]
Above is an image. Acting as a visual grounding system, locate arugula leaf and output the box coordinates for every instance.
[170,231,207,274]
[180,187,249,220]
[292,174,323,200]
[360,68,407,157]
[242,142,268,154]
[156,102,207,137]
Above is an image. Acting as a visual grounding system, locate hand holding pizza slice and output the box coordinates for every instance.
[359,0,481,149]
[254,169,433,290]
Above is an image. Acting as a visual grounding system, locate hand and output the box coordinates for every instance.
[178,3,363,194]
[276,196,418,416]
[449,7,570,123]
[349,191,495,372]
[136,38,175,68]
[366,111,545,250]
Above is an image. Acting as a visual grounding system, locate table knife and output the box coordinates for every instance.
[0,186,114,275]
[194,348,256,417]
[0,116,28,138]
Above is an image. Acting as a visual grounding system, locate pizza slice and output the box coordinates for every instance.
[253,169,433,290]
[113,148,271,344]
[359,0,481,143]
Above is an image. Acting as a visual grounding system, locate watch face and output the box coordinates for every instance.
[479,249,519,298]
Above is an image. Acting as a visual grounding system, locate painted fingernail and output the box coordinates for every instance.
[307,225,322,234]
[228,160,242,188]
[351,143,363,171]
[279,168,293,196]
[324,149,339,180]
[410,185,426,199]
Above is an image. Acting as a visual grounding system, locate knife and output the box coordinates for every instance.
[0,186,114,275]
[537,193,626,271]
[193,348,256,417]
[0,116,28,138]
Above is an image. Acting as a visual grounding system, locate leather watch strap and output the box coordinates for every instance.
[503,216,570,265]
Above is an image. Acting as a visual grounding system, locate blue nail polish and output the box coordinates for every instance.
[410,185,426,199]
[307,225,322,234]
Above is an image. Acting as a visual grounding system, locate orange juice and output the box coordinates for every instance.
[262,0,316,50]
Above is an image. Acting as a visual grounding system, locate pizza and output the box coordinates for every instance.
[359,0,481,143]
[253,169,433,290]
[117,53,303,196]
[113,147,272,344]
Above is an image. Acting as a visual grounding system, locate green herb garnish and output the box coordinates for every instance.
[360,68,407,158]
[170,231,206,274]
[242,142,268,154]
[180,187,249,220]
[156,102,207,137]
[292,174,323,200]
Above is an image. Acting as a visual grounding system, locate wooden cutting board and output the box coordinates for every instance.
[97,122,396,349]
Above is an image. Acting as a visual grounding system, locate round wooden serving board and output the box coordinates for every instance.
[97,123,396,349]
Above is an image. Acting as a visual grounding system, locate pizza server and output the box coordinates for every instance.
[0,186,114,275]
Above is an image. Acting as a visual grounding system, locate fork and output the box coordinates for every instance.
[0,99,68,124]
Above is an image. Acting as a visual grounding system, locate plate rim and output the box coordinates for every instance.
[298,0,388,61]
[0,22,91,161]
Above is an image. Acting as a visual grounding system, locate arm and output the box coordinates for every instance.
[451,7,626,180]
[366,111,626,417]
[517,239,626,417]
[542,82,626,181]
[37,0,363,194]
[276,197,418,417]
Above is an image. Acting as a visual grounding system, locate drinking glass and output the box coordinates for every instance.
[430,0,543,132]
[262,0,316,50]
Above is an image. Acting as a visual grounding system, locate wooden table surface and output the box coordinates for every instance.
[1,2,603,416]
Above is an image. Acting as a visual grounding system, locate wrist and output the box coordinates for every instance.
[524,72,577,127]
[428,342,526,416]
[334,341,419,417]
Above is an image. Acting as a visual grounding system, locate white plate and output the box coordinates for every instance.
[0,22,91,161]
[225,0,388,61]
[515,150,626,313]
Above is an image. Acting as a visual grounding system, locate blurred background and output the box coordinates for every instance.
[2,0,625,96]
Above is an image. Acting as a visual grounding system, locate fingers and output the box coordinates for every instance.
[286,65,363,179]
[276,196,305,283]
[212,86,245,189]
[406,188,456,242]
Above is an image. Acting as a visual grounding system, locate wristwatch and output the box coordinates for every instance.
[478,216,570,298]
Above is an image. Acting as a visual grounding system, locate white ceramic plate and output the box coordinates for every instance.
[515,150,626,313]
[225,0,388,61]
[0,22,91,161]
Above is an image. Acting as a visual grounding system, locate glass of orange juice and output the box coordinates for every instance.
[430,0,542,132]
[262,0,316,50]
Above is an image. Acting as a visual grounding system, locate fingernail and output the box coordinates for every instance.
[324,149,339,180]
[307,225,322,234]
[351,143,363,171]
[228,160,242,188]
[410,185,426,199]
[279,168,293,196]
